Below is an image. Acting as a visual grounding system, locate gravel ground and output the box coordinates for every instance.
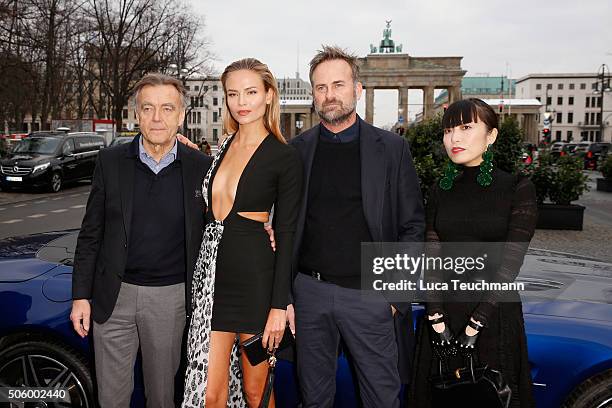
[531,216,612,262]
[530,171,612,263]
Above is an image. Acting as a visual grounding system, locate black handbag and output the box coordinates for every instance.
[240,326,294,408]
[430,352,512,408]
[240,326,294,366]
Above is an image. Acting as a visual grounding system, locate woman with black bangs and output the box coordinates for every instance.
[409,98,537,407]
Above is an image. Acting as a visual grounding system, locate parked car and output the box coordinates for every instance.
[0,132,105,193]
[28,131,67,137]
[574,141,593,155]
[550,142,567,158]
[109,136,135,147]
[582,143,611,170]
[0,231,610,408]
[562,143,578,156]
[549,142,577,159]
[0,134,30,158]
[0,139,8,158]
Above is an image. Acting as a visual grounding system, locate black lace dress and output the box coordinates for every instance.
[409,166,537,408]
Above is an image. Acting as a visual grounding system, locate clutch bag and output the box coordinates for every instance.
[240,326,294,366]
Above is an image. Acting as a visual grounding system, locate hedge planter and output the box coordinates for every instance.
[536,203,585,231]
[596,178,612,192]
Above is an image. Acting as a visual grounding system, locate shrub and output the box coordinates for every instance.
[404,115,445,201]
[493,116,524,174]
[600,155,612,180]
[527,152,554,204]
[548,156,589,205]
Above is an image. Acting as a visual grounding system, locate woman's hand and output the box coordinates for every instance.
[455,317,483,350]
[428,313,453,346]
[176,133,199,150]
[262,308,287,352]
[465,317,481,337]
[264,225,276,252]
[428,313,455,357]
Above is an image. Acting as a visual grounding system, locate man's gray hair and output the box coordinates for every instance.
[131,73,189,109]
[309,45,360,85]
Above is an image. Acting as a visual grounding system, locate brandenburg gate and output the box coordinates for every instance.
[359,21,466,123]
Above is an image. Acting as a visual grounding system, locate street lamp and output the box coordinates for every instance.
[543,88,556,144]
[593,64,612,142]
[169,63,190,138]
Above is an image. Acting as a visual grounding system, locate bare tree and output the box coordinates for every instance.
[0,0,86,129]
[0,0,212,133]
[20,0,75,128]
[0,0,35,131]
[84,0,213,131]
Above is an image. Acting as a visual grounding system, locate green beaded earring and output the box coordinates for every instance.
[477,144,494,187]
[439,161,459,191]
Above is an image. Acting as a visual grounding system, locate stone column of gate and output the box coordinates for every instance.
[398,87,409,123]
[423,86,435,119]
[526,114,537,144]
[365,87,375,124]
[289,112,296,138]
[304,110,312,130]
[449,86,461,104]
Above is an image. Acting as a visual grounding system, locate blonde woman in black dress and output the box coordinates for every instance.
[410,98,537,407]
[183,58,303,407]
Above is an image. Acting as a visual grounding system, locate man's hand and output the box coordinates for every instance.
[264,225,276,252]
[262,308,287,351]
[176,133,199,150]
[70,299,91,338]
[286,304,296,337]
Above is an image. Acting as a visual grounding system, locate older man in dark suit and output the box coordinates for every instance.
[70,73,211,407]
[287,46,425,407]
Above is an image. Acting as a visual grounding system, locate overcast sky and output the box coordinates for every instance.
[192,0,612,127]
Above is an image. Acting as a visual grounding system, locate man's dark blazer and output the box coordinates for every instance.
[289,117,425,383]
[72,135,212,324]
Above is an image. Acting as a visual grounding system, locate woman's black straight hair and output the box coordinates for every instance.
[442,98,498,131]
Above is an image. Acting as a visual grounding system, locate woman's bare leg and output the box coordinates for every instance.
[205,331,236,407]
[239,333,276,408]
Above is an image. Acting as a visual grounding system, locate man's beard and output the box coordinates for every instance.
[315,93,357,126]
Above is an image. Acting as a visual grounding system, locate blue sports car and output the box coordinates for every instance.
[0,231,611,407]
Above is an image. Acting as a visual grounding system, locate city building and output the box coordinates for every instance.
[277,76,312,102]
[480,99,541,144]
[277,74,316,139]
[412,98,542,144]
[435,76,516,107]
[515,73,612,143]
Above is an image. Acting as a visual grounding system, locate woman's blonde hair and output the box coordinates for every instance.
[221,58,285,143]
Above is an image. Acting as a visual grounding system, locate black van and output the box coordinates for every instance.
[0,132,106,192]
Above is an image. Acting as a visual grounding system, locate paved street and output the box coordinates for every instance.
[531,171,612,262]
[0,183,90,239]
